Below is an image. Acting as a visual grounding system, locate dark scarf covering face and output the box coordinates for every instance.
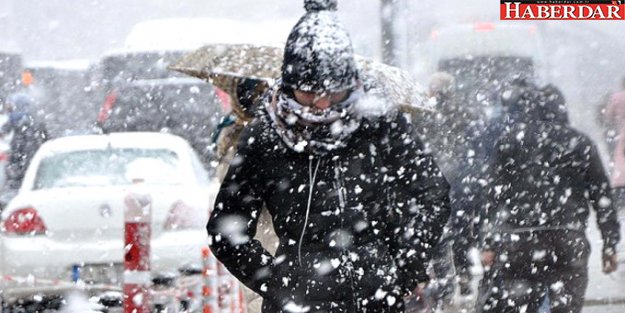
[266,86,364,155]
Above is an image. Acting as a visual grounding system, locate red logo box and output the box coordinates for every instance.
[500,0,625,20]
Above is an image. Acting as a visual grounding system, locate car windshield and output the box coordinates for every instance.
[33,148,182,189]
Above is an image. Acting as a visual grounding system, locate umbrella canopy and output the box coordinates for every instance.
[169,44,280,94]
[354,55,430,115]
[169,43,430,114]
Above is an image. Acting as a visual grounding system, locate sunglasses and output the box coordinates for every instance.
[292,89,352,108]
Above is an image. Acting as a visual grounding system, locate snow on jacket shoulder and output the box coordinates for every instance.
[206,111,451,312]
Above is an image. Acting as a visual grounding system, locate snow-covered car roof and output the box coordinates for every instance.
[126,76,206,87]
[35,132,192,156]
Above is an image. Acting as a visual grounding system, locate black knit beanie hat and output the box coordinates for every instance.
[281,0,359,94]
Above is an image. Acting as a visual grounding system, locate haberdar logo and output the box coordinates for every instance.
[501,0,625,20]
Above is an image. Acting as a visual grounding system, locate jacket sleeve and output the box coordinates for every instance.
[384,113,451,292]
[206,121,274,297]
[585,141,621,255]
[456,125,492,249]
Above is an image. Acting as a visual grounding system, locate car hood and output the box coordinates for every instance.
[3,183,218,241]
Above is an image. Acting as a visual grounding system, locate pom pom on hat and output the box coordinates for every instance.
[304,0,338,12]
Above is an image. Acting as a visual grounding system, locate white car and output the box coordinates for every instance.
[0,132,218,285]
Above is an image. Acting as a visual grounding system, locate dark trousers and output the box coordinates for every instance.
[476,230,590,313]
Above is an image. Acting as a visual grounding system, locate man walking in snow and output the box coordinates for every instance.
[475,80,620,313]
[206,1,451,312]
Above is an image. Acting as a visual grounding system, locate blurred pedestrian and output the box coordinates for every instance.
[416,72,476,306]
[604,78,625,138]
[0,93,49,192]
[206,1,451,312]
[475,81,620,313]
[604,77,625,208]
[459,78,520,303]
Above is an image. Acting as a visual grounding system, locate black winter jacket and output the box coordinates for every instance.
[482,116,620,254]
[207,111,451,313]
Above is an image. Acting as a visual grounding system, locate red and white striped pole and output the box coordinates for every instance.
[230,280,241,313]
[123,191,152,313]
[217,263,232,313]
[201,247,219,313]
[238,286,247,313]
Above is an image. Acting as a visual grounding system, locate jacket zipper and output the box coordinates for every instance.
[333,159,360,311]
[298,156,321,267]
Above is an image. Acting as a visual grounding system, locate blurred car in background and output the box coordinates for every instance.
[96,76,224,168]
[418,22,547,118]
[91,18,296,171]
[0,132,218,286]
[94,49,188,94]
[93,49,226,169]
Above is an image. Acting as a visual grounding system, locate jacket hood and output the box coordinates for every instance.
[539,84,569,124]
